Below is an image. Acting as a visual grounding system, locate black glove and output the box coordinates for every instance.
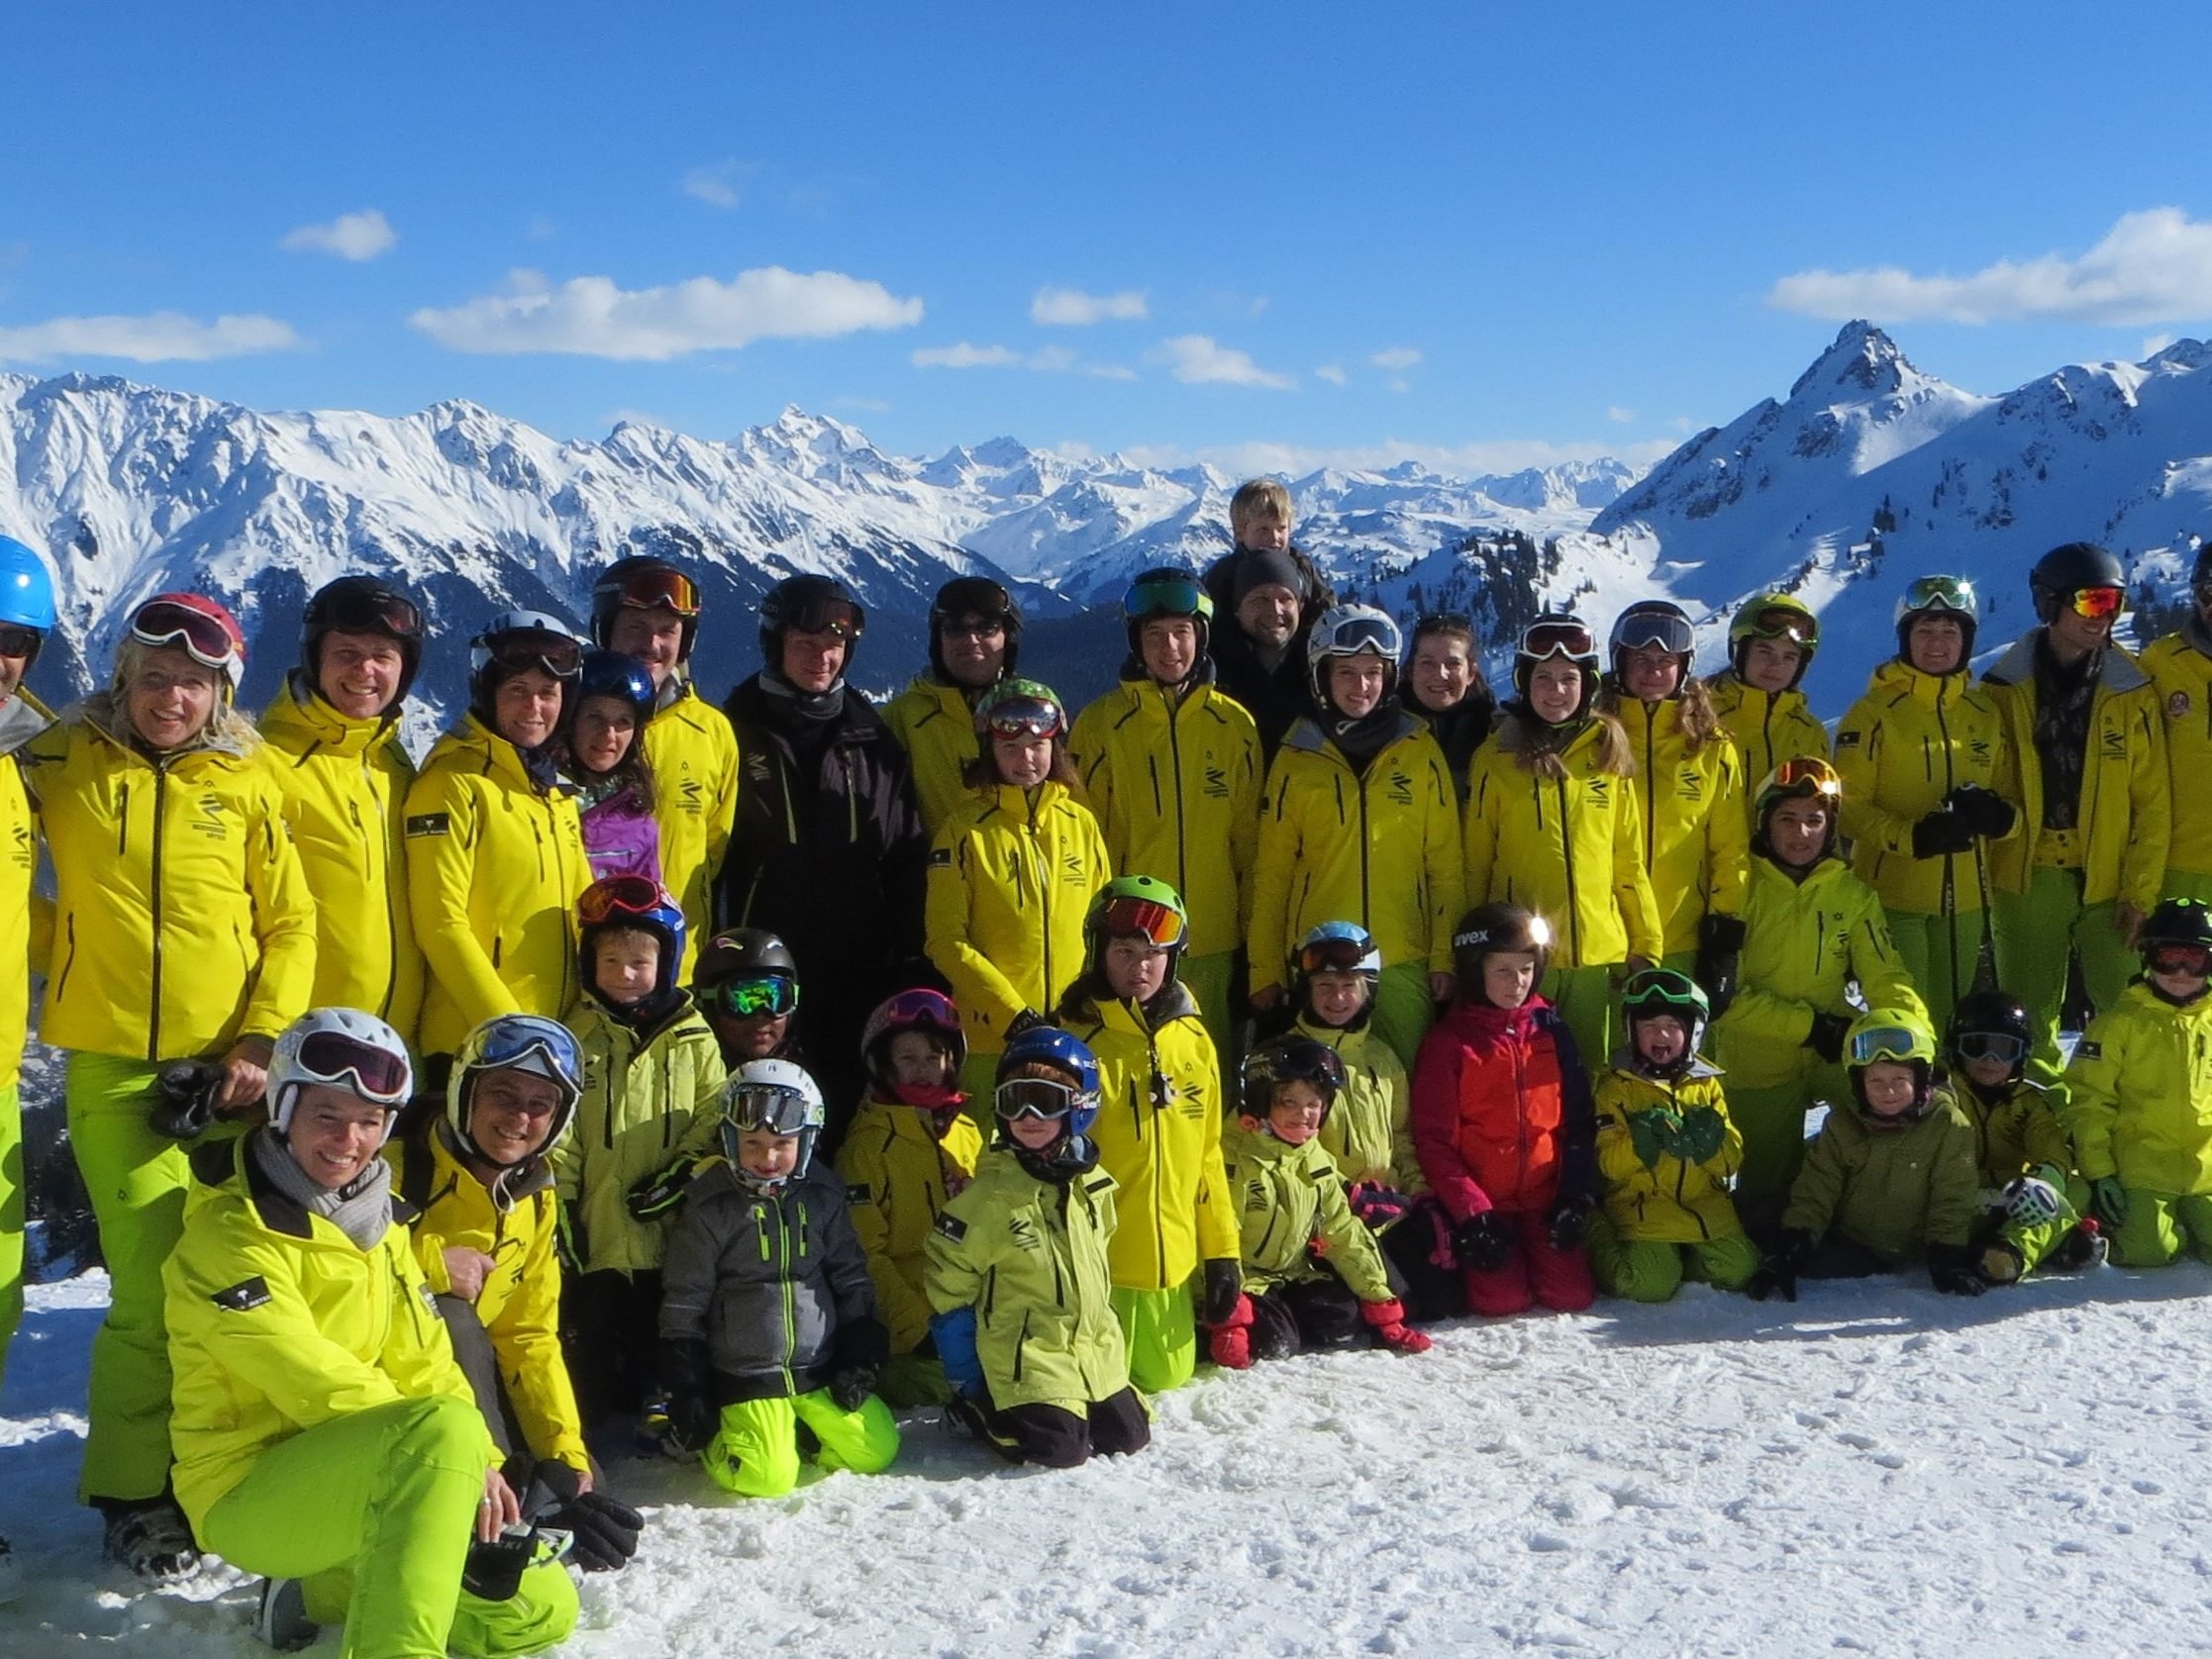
[664,1393,718,1455]
[1005,1009,1049,1042]
[1927,1243,1989,1298]
[829,1316,889,1412]
[511,1457,643,1573]
[1546,1197,1592,1252]
[1452,1211,1514,1274]
[1910,806,1975,858]
[1946,784,2016,840]
[1693,915,1747,1019]
[627,1155,703,1220]
[150,1061,225,1141]
[1198,1258,1244,1326]
[1747,1227,1813,1303]
[1805,1013,1852,1064]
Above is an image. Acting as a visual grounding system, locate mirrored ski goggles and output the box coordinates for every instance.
[1847,1025,1924,1067]
[728,1086,814,1136]
[1093,896,1185,947]
[598,566,700,618]
[1744,606,1818,645]
[321,587,424,639]
[132,600,239,669]
[468,1020,580,1091]
[2147,943,2212,977]
[1296,936,1380,977]
[1768,755,1843,801]
[296,1030,413,1104]
[980,696,1064,739]
[0,626,41,659]
[577,874,667,927]
[484,633,584,679]
[1902,575,1976,616]
[995,1076,1083,1121]
[2061,585,2125,621]
[1317,615,1401,657]
[1613,610,1694,656]
[1124,573,1210,621]
[789,598,863,639]
[704,975,799,1018]
[1519,619,1595,661]
[1953,1030,2028,1066]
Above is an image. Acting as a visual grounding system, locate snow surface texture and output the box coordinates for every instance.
[8,1267,2212,1656]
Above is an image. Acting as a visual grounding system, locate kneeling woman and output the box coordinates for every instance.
[162,1010,577,1658]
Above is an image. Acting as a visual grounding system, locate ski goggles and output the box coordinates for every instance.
[132,599,240,670]
[1315,613,1401,659]
[295,1029,413,1105]
[1093,895,1185,948]
[1248,1045,1346,1096]
[0,626,41,659]
[939,614,1009,641]
[727,1084,816,1136]
[1742,606,1818,646]
[1621,970,1705,1018]
[1901,575,1976,617]
[483,632,584,679]
[703,975,799,1019]
[1846,1024,1925,1067]
[787,597,863,639]
[1124,572,1212,622]
[320,586,424,639]
[597,565,700,618]
[1613,609,1694,656]
[1952,1029,2028,1066]
[468,1017,581,1092]
[979,695,1064,739]
[1296,934,1381,977]
[577,874,668,927]
[995,1076,1083,1121]
[2060,585,2125,621]
[1766,755,1843,802]
[2147,942,2212,977]
[1518,618,1595,662]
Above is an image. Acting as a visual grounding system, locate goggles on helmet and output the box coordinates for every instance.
[1124,572,1211,622]
[1953,1029,2028,1066]
[598,565,701,618]
[1093,895,1186,948]
[706,975,799,1019]
[1901,575,1977,618]
[294,1028,413,1105]
[995,1076,1082,1121]
[319,586,424,639]
[728,1083,816,1136]
[1614,609,1694,656]
[1296,935,1380,977]
[484,632,584,679]
[980,695,1064,740]
[1518,618,1595,661]
[133,599,241,670]
[1769,755,1844,801]
[2148,942,2212,977]
[788,597,863,639]
[576,874,666,927]
[1847,1024,1925,1067]
[1316,613,1401,658]
[1743,605,1818,646]
[0,626,41,659]
[2062,585,2125,621]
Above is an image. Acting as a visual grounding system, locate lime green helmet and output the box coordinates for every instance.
[1728,592,1820,689]
[1084,875,1190,972]
[1844,1007,1938,1122]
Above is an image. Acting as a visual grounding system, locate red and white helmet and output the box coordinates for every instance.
[129,592,248,690]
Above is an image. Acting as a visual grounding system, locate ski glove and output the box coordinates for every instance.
[1546,1197,1593,1252]
[1207,1293,1256,1370]
[627,1155,704,1220]
[1347,1183,1412,1229]
[928,1307,986,1399]
[510,1458,644,1574]
[1694,914,1748,1018]
[1927,1243,1988,1298]
[1628,1113,1673,1169]
[2000,1174,2066,1227]
[1452,1211,1514,1274]
[150,1061,225,1141]
[664,1393,719,1456]
[1946,784,2016,840]
[1004,1009,1049,1042]
[1747,1227,1813,1303]
[2088,1176,2130,1229]
[1805,1013,1852,1063]
[1673,1106,1729,1166]
[1359,1298,1430,1354]
[1199,1258,1245,1327]
[1910,806,1976,859]
[830,1363,878,1413]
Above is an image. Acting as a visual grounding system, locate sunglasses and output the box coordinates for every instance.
[2148,943,2212,977]
[981,697,1064,739]
[578,874,666,927]
[704,976,798,1018]
[1847,1025,1923,1067]
[940,618,1007,641]
[1095,896,1185,948]
[2063,586,2125,621]
[995,1076,1080,1121]
[133,600,238,669]
[486,633,584,679]
[295,1029,413,1103]
[599,566,701,618]
[1953,1030,2027,1066]
[0,626,40,659]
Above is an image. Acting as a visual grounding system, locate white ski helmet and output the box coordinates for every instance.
[719,1058,828,1187]
[267,1008,415,1144]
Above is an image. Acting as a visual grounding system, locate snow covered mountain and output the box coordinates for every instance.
[0,372,1630,715]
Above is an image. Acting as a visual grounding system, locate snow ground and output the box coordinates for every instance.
[7,1265,2212,1657]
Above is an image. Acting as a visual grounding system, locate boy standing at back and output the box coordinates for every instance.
[1201,480,1336,758]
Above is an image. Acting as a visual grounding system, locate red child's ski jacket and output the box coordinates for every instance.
[1410,996,1597,1221]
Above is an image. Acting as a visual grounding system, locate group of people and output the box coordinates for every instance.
[0,474,2209,1656]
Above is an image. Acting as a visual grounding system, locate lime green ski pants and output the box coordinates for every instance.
[1994,866,2136,1095]
[1887,906,1993,1046]
[199,1393,577,1659]
[1540,963,1620,1077]
[1586,1212,1760,1302]
[698,1387,900,1498]
[1367,962,1440,1074]
[1111,1279,1196,1394]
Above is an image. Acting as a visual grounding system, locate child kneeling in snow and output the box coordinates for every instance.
[1207,1037,1430,1364]
[1412,903,1599,1317]
[1587,968,1760,1301]
[925,1027,1152,1469]
[1751,1008,1985,1301]
[659,1061,900,1496]
[1944,989,2103,1285]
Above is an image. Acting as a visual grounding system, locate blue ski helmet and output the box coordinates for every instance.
[0,536,57,663]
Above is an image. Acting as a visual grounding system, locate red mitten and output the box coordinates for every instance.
[1207,1293,1256,1369]
[1360,1298,1431,1355]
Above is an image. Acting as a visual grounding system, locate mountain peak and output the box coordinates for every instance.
[1787,320,1914,402]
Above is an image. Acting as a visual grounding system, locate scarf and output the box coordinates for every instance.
[252,1126,394,1252]
[758,664,849,727]
[1322,702,1400,774]
[2031,634,2099,831]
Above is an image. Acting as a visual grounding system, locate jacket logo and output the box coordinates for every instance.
[1244,1180,1269,1212]
[1061,850,1088,881]
[930,847,953,868]
[679,778,705,816]
[211,1275,270,1312]
[7,823,28,870]
[1836,731,1862,748]
[1587,777,1611,807]
[2170,691,2193,722]
[1006,1216,1042,1250]
[2101,725,2128,761]
[1677,768,1704,802]
[1968,737,1991,763]
[847,1182,873,1205]
[746,754,773,786]
[2076,1039,2102,1060]
[190,793,230,839]
[933,1214,967,1243]
[406,813,451,838]
[1204,764,1230,801]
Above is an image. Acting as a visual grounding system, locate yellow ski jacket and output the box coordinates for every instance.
[2064,982,2212,1195]
[1612,697,1749,956]
[835,1097,984,1354]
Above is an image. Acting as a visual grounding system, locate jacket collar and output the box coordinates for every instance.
[264,673,402,756]
[1865,656,1970,708]
[0,688,52,760]
[1984,630,2149,694]
[1281,706,1422,759]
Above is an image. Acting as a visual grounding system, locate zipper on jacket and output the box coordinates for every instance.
[1012,1311,1031,1382]
[53,913,78,1003]
[1643,718,1658,872]
[1166,704,1188,897]
[1356,763,1372,933]
[147,761,170,1062]
[1555,776,1583,964]
[352,794,400,1021]
[116,782,130,855]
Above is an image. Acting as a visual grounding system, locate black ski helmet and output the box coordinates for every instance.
[693,927,800,992]
[1945,988,2032,1079]
[301,575,425,709]
[1451,902,1552,1004]
[2028,542,2126,624]
[2139,898,2212,957]
[1238,1037,1347,1125]
[758,574,864,670]
[927,576,1021,683]
[592,554,702,660]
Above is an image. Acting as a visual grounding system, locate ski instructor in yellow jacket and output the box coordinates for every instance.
[407,611,595,1066]
[23,592,317,1581]
[163,1008,578,1658]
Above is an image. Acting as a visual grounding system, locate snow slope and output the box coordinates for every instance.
[8,1266,2212,1657]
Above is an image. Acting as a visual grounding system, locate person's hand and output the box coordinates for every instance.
[1206,1293,1255,1370]
[1248,983,1283,1015]
[1004,1009,1048,1041]
[1910,806,1975,859]
[1452,1211,1513,1273]
[1545,1197,1592,1252]
[2114,904,2147,948]
[217,1034,274,1114]
[2088,1176,2130,1229]
[1428,970,1457,1005]
[1199,1258,1244,1326]
[445,1247,496,1303]
[1360,1299,1431,1354]
[1928,1244,1989,1298]
[1628,1113,1672,1169]
[1945,785,2016,840]
[665,1393,719,1455]
[1622,954,1656,979]
[1805,1013,1852,1064]
[1673,1107,1728,1165]
[479,1467,521,1544]
[829,1362,879,1414]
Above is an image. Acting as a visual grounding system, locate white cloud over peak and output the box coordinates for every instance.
[1151,335,1295,390]
[411,266,923,359]
[280,209,396,261]
[0,310,299,363]
[913,342,1134,379]
[1030,286,1149,326]
[1369,346,1422,371]
[1768,207,2212,326]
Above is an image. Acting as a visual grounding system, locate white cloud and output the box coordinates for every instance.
[1030,286,1149,326]
[526,213,560,242]
[1107,435,1674,479]
[1150,335,1295,391]
[280,209,396,261]
[912,341,1134,379]
[1607,406,1637,424]
[2144,333,2176,357]
[411,266,924,359]
[682,160,755,209]
[1369,346,1422,371]
[1315,363,1348,386]
[0,310,300,363]
[1768,207,2212,326]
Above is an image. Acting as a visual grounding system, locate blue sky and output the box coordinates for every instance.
[5,2,2209,477]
